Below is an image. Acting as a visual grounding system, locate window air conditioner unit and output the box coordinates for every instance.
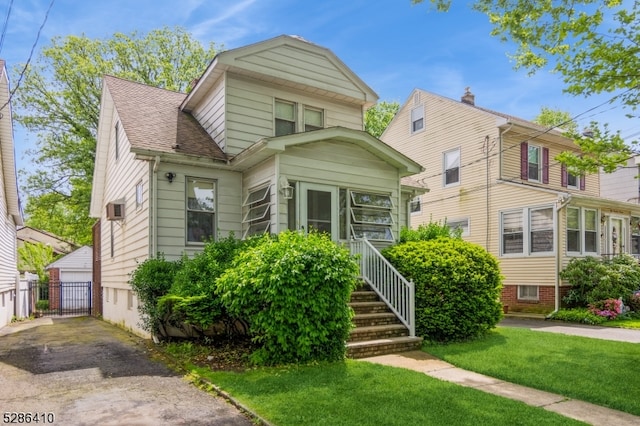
[106,202,125,221]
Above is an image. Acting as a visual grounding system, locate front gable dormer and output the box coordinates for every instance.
[181,35,379,157]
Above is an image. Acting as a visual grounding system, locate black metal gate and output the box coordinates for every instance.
[28,281,92,317]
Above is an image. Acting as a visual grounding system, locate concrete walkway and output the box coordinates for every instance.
[360,319,640,426]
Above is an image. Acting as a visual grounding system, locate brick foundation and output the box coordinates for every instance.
[501,285,572,314]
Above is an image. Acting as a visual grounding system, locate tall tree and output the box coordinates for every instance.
[412,0,639,172]
[365,101,400,138]
[532,107,578,134]
[15,26,219,245]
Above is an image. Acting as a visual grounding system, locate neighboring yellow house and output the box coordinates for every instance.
[90,35,424,337]
[382,88,640,313]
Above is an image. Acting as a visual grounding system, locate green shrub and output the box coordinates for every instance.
[561,255,640,308]
[35,300,49,310]
[129,254,182,334]
[547,308,606,325]
[157,294,224,334]
[399,220,462,243]
[382,238,503,342]
[216,231,359,365]
[628,293,640,312]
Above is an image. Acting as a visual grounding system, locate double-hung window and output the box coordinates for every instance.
[567,207,598,254]
[275,100,296,136]
[411,105,424,133]
[410,196,421,214]
[501,206,554,256]
[304,107,323,131]
[186,178,215,243]
[447,218,469,236]
[528,145,541,182]
[632,216,640,257]
[443,148,460,186]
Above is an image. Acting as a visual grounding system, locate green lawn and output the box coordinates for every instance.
[604,317,640,329]
[424,326,640,416]
[193,361,584,426]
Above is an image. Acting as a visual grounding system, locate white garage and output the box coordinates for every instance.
[46,246,93,312]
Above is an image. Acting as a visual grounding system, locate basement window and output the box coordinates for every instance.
[518,285,539,301]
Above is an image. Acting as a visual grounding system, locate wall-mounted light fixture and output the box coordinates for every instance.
[165,172,176,183]
[279,176,294,200]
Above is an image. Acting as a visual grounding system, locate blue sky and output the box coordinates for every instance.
[2,0,637,176]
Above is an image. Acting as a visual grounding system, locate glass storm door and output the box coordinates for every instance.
[300,183,338,240]
[609,217,627,256]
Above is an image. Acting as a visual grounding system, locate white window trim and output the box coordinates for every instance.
[567,173,580,190]
[303,105,324,132]
[443,147,461,187]
[517,285,539,301]
[186,177,216,244]
[410,196,421,215]
[567,207,599,256]
[275,99,296,136]
[500,205,555,257]
[243,184,272,239]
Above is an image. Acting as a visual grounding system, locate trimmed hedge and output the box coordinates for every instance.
[383,238,503,342]
[216,231,359,365]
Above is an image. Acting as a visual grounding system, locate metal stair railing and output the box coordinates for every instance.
[350,238,415,337]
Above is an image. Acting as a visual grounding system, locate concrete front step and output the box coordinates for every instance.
[349,324,409,342]
[353,312,401,327]
[347,336,423,359]
[349,301,389,314]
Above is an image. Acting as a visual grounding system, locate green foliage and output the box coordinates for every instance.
[547,308,606,325]
[532,107,578,134]
[627,293,640,312]
[365,101,400,138]
[383,239,503,342]
[157,294,224,331]
[16,26,219,244]
[216,231,359,365]
[128,254,182,334]
[17,241,57,282]
[35,300,49,311]
[399,220,463,243]
[561,255,640,308]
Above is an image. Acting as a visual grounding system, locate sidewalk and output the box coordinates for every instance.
[360,319,640,426]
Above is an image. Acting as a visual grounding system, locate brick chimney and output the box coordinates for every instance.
[461,87,475,105]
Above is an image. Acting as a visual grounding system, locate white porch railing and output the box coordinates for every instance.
[349,238,415,337]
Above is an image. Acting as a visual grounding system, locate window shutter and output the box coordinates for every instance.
[520,142,528,180]
[561,164,567,187]
[542,147,549,184]
[580,174,586,191]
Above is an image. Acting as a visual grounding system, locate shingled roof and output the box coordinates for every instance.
[103,75,227,161]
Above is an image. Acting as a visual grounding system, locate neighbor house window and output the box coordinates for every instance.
[243,185,271,238]
[501,210,523,255]
[447,218,469,236]
[518,285,539,301]
[443,148,460,186]
[410,196,421,214]
[186,178,215,243]
[567,207,598,255]
[632,216,640,256]
[135,181,143,210]
[275,100,296,136]
[521,142,549,183]
[411,105,424,133]
[304,107,323,132]
[530,207,554,253]
[350,191,394,241]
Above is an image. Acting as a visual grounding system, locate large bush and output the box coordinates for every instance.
[561,254,640,308]
[216,231,359,365]
[129,255,182,334]
[383,238,503,342]
[399,221,462,243]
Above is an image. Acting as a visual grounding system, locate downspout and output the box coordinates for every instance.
[152,156,160,257]
[551,193,572,316]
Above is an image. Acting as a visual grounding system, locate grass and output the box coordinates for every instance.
[603,317,640,329]
[424,326,640,416]
[193,361,584,426]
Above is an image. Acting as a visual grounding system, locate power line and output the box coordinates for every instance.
[0,0,55,115]
[0,0,14,55]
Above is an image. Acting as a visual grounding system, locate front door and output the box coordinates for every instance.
[608,217,627,256]
[299,183,339,240]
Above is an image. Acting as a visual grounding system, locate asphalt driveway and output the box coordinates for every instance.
[0,317,254,426]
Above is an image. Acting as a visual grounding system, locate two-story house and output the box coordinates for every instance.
[382,88,640,313]
[0,59,23,328]
[90,35,424,336]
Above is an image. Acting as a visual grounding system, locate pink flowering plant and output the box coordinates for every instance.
[588,298,623,320]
